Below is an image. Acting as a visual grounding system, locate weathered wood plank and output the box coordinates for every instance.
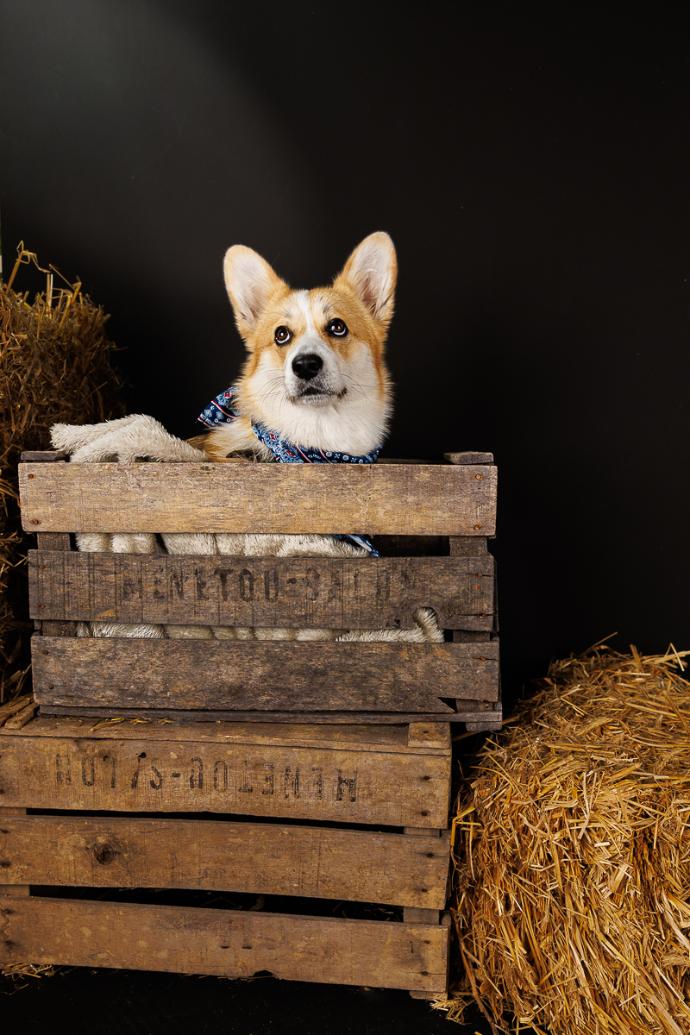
[408,912,452,998]
[451,536,493,648]
[38,706,496,725]
[449,536,491,558]
[19,451,67,463]
[406,723,453,751]
[35,532,71,551]
[404,907,439,923]
[0,696,33,727]
[28,551,494,630]
[0,808,29,898]
[34,533,76,637]
[465,716,503,733]
[0,727,451,826]
[30,637,500,712]
[0,715,451,755]
[444,451,494,465]
[4,703,37,730]
[18,461,497,536]
[0,815,449,908]
[0,897,449,991]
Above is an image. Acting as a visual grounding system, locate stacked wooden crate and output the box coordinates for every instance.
[0,451,499,996]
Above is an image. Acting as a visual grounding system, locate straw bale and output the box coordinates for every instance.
[436,646,690,1035]
[0,245,122,702]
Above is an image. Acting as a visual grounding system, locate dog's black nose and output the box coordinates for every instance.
[292,353,323,381]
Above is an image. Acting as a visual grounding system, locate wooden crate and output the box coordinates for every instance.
[19,450,501,728]
[0,715,452,995]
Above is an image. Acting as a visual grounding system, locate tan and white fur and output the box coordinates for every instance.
[195,231,396,463]
[51,233,441,643]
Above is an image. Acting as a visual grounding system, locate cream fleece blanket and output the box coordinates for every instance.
[50,415,442,643]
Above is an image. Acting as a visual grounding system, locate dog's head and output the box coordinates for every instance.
[223,232,397,454]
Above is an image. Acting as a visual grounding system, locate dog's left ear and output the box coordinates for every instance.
[334,231,398,329]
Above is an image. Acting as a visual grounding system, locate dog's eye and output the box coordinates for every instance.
[327,318,348,337]
[274,326,292,346]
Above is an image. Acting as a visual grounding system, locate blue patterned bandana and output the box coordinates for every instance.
[198,385,381,555]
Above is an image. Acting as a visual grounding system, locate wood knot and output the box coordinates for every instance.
[92,842,118,865]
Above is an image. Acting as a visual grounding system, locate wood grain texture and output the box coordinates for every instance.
[0,814,449,908]
[30,636,500,712]
[406,723,453,751]
[19,451,67,463]
[34,533,76,637]
[0,715,452,755]
[0,696,33,727]
[465,717,503,732]
[3,704,37,730]
[403,907,439,923]
[0,726,451,826]
[449,536,491,558]
[35,532,71,550]
[18,461,497,535]
[0,808,29,898]
[0,896,449,991]
[448,537,499,723]
[28,550,494,630]
[444,451,495,465]
[35,705,500,725]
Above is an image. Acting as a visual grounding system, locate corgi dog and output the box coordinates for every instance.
[194,231,396,462]
[188,231,441,641]
[50,232,441,643]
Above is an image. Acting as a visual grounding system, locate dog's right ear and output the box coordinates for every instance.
[223,245,285,342]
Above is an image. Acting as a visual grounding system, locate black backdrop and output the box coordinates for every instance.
[1,4,689,1033]
[2,2,689,696]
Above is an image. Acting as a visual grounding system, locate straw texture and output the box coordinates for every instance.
[436,646,690,1035]
[0,246,122,702]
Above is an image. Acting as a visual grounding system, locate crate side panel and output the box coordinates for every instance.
[28,551,494,630]
[39,705,496,725]
[31,637,500,711]
[0,732,451,827]
[0,896,449,992]
[18,462,497,536]
[0,716,451,754]
[0,815,449,908]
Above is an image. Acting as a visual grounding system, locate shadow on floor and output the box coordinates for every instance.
[0,968,500,1034]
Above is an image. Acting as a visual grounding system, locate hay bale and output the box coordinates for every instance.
[0,245,122,702]
[437,646,690,1035]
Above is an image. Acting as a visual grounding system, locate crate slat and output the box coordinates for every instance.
[0,896,449,992]
[18,461,497,535]
[0,814,448,908]
[40,705,498,725]
[0,715,451,753]
[28,550,494,630]
[31,636,500,714]
[0,721,450,827]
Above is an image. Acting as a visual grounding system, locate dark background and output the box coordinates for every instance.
[1,3,688,1032]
